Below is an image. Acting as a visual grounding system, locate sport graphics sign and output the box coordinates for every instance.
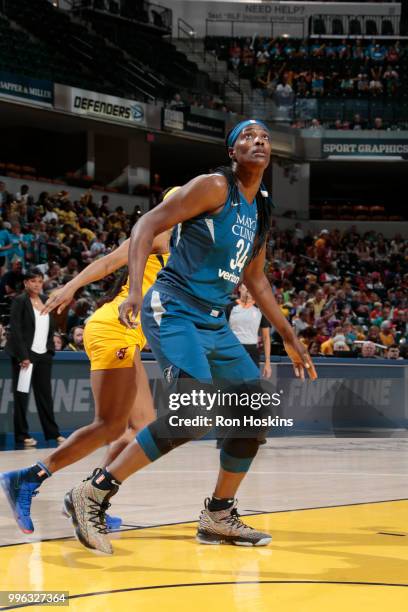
[322,138,408,159]
[55,85,147,127]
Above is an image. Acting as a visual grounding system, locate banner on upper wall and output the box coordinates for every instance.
[206,2,307,23]
[322,138,408,159]
[162,107,184,131]
[166,1,400,39]
[162,106,225,140]
[183,112,225,139]
[0,72,53,107]
[54,84,147,128]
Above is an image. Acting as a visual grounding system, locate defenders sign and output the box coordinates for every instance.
[55,85,147,127]
[322,139,408,158]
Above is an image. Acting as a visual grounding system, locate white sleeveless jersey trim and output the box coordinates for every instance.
[151,290,165,326]
[204,218,215,243]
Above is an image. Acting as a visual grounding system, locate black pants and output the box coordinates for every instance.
[242,344,260,368]
[11,352,60,443]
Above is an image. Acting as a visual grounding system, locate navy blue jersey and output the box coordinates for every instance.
[156,183,259,309]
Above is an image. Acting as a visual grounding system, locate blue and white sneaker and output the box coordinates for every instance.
[0,468,42,534]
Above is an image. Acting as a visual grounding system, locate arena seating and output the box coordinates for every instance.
[0,13,92,90]
[77,8,211,94]
[205,36,408,100]
[310,201,405,222]
[1,0,207,102]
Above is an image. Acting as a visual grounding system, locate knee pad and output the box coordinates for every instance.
[220,437,260,473]
[136,425,188,461]
[136,390,213,461]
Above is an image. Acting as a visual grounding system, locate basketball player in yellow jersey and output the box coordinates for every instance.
[0,188,177,534]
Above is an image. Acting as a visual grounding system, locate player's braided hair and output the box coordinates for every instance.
[97,265,128,308]
[98,186,177,307]
[213,165,274,260]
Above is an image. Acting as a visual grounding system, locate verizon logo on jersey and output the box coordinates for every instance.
[218,269,240,284]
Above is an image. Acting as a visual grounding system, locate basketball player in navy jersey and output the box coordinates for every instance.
[63,120,317,554]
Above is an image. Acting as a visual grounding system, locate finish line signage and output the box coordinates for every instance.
[322,139,408,159]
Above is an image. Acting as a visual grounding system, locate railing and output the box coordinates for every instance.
[72,0,172,33]
[177,18,222,76]
[177,17,197,52]
[246,95,408,126]
[51,0,75,7]
[205,18,305,40]
[223,77,244,115]
[296,97,408,125]
[149,2,171,32]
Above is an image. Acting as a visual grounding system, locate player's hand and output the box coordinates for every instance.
[41,286,75,315]
[283,336,317,381]
[262,361,272,379]
[19,359,31,369]
[118,292,142,329]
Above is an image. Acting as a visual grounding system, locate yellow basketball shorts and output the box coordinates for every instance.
[83,306,146,371]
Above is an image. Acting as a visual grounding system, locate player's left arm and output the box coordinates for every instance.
[243,244,317,380]
[41,233,167,316]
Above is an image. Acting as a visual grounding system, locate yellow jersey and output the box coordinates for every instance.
[88,252,169,325]
[83,253,169,370]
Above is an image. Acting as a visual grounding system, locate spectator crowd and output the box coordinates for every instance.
[0,182,142,351]
[266,225,408,359]
[0,181,406,360]
[169,91,230,114]
[207,36,407,101]
[290,115,389,130]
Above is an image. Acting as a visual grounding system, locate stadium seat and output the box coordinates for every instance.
[313,17,326,35]
[309,204,321,219]
[365,20,378,36]
[338,205,353,220]
[322,204,337,220]
[381,20,394,36]
[353,205,369,220]
[332,18,344,36]
[349,19,362,35]
[6,164,21,172]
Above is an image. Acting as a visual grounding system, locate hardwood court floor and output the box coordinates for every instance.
[0,439,407,611]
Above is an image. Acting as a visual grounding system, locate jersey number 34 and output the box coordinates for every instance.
[230,238,250,273]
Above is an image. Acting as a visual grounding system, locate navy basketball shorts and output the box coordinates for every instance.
[141,285,260,384]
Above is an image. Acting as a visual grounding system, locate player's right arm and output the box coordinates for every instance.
[118,175,228,328]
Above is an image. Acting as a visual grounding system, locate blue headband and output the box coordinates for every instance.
[226,119,269,148]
